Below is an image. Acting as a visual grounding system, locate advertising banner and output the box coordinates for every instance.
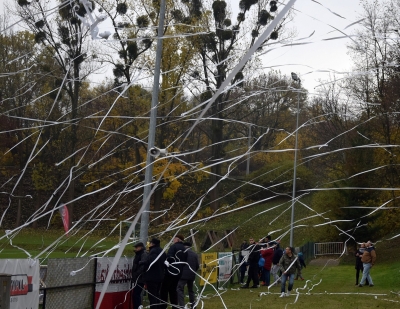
[94,257,133,309]
[0,259,40,309]
[199,252,217,286]
[241,250,250,262]
[217,252,233,283]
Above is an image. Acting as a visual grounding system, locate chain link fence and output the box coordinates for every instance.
[40,257,96,309]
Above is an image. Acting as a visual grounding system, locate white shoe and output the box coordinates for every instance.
[279,292,286,298]
[286,291,291,296]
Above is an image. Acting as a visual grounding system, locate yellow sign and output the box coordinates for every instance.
[200,252,218,286]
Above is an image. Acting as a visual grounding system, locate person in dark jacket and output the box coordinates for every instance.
[144,238,166,308]
[271,244,283,285]
[131,242,148,309]
[241,238,261,288]
[295,252,306,280]
[239,240,248,284]
[177,242,199,309]
[265,235,278,247]
[355,243,367,285]
[160,234,188,309]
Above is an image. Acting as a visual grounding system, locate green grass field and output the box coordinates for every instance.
[170,195,327,250]
[1,224,400,309]
[1,197,317,261]
[199,262,400,309]
[0,228,123,261]
[1,197,399,309]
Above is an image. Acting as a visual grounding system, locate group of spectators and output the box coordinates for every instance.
[131,235,199,309]
[132,235,378,306]
[239,236,305,297]
[131,234,377,307]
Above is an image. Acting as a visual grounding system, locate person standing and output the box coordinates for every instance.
[271,244,283,285]
[177,242,199,309]
[295,252,306,280]
[359,240,376,287]
[160,234,187,309]
[144,238,166,308]
[260,243,274,286]
[131,242,148,309]
[355,243,367,285]
[279,247,302,297]
[266,235,278,247]
[241,238,261,288]
[239,240,248,284]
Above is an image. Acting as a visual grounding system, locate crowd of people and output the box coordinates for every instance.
[130,234,377,308]
[239,236,303,297]
[131,235,199,309]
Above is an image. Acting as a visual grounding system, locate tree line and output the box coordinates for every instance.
[0,0,399,243]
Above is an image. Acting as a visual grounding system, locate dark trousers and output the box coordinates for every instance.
[262,269,271,286]
[147,281,162,308]
[132,283,144,309]
[160,275,179,309]
[240,266,246,283]
[246,264,259,287]
[177,279,195,307]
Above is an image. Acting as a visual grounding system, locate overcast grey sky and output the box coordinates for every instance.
[1,0,364,92]
[257,0,364,92]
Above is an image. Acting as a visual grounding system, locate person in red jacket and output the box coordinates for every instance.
[260,243,274,286]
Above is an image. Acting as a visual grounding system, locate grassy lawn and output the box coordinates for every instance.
[1,197,318,261]
[199,262,400,309]
[0,228,124,261]
[180,195,327,249]
[2,220,400,309]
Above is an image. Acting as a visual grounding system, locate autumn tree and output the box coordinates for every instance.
[344,0,400,236]
[180,0,293,210]
[15,0,103,225]
[0,26,43,227]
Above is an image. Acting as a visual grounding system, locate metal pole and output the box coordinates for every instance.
[92,256,98,309]
[289,83,300,247]
[139,0,166,243]
[246,124,251,176]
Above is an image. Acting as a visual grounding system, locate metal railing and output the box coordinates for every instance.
[314,242,346,258]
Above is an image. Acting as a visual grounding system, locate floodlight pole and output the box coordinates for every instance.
[139,0,166,244]
[290,73,301,247]
[246,124,252,176]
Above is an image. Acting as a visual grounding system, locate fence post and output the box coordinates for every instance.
[42,288,47,309]
[92,256,97,309]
